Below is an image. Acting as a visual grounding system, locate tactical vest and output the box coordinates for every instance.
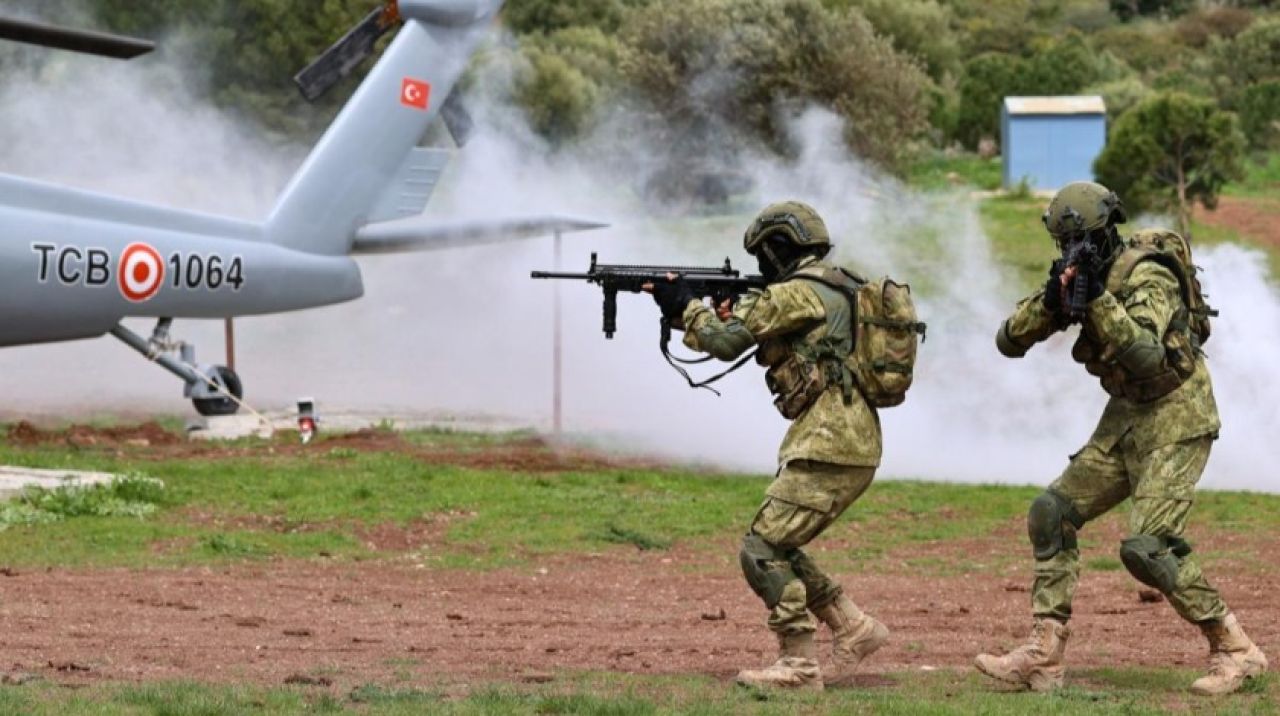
[1071,230,1213,403]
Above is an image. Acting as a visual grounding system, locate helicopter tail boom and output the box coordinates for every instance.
[263,1,503,257]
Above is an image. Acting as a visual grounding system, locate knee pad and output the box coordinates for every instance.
[1027,490,1084,560]
[1119,535,1192,593]
[739,533,796,608]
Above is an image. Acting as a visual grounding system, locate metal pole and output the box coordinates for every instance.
[553,229,563,436]
[224,318,236,371]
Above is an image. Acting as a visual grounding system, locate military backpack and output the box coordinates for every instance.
[794,266,927,409]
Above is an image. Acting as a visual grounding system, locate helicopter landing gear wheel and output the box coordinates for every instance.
[192,365,243,417]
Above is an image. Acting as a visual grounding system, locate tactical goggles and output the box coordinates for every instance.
[745,212,812,252]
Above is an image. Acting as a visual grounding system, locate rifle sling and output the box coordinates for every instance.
[660,319,756,396]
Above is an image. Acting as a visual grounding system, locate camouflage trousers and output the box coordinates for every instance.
[744,460,877,635]
[1033,434,1229,624]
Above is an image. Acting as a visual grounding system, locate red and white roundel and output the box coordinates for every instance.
[118,243,165,302]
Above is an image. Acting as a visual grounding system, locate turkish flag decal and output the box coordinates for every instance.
[401,78,431,111]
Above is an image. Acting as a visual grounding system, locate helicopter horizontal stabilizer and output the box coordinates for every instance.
[350,215,607,254]
[366,147,451,224]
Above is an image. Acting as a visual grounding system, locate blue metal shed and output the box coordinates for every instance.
[1001,96,1107,192]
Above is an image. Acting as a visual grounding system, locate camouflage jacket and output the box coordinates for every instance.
[680,258,882,468]
[998,261,1220,455]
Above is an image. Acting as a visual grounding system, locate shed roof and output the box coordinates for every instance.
[1003,95,1106,116]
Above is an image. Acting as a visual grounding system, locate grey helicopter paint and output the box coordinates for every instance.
[0,0,604,415]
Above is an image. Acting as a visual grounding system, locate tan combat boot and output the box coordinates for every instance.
[974,618,1069,692]
[1191,613,1268,696]
[812,594,889,679]
[735,631,824,691]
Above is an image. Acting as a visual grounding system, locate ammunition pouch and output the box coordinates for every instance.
[1119,534,1192,593]
[764,352,829,420]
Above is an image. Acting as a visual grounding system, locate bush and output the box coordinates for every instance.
[513,28,625,144]
[1239,80,1280,149]
[620,0,933,168]
[503,0,630,35]
[1211,16,1280,105]
[1110,0,1194,22]
[1094,23,1189,74]
[1094,92,1244,236]
[1174,6,1255,48]
[950,0,1042,56]
[0,475,167,529]
[1086,76,1153,124]
[831,0,961,81]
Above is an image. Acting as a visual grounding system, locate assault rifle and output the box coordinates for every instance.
[1058,233,1103,321]
[531,253,768,392]
[531,253,767,338]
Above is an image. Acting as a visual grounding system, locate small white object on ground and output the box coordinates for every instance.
[0,467,116,500]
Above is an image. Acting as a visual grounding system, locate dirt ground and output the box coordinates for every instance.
[1198,196,1280,247]
[1,423,1275,691]
[1,542,1274,690]
[3,421,647,474]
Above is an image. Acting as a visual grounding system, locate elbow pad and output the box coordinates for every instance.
[996,321,1030,358]
[694,322,757,361]
[1115,333,1167,377]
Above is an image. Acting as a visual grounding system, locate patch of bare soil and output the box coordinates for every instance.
[3,423,650,474]
[1197,196,1280,248]
[6,421,182,449]
[1,537,1274,691]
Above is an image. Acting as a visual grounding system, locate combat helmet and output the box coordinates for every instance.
[744,201,831,278]
[1042,181,1127,247]
[744,201,831,254]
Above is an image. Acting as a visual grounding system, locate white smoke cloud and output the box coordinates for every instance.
[0,28,1276,494]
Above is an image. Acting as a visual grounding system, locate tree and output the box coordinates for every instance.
[1094,93,1245,238]
[954,52,1032,149]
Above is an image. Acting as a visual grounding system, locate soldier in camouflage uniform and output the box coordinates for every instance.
[650,201,888,691]
[974,182,1267,696]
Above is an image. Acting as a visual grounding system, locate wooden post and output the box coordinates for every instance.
[224,318,236,371]
[552,229,563,436]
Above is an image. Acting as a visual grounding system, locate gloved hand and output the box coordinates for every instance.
[1042,260,1068,315]
[652,277,697,320]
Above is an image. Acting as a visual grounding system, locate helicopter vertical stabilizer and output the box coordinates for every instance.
[264,0,502,256]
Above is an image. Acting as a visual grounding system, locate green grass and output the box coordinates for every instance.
[906,152,1004,192]
[0,668,1272,715]
[1224,153,1280,199]
[0,427,1276,573]
[978,194,1057,291]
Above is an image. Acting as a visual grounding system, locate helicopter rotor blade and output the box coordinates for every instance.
[0,16,154,59]
[294,2,401,102]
